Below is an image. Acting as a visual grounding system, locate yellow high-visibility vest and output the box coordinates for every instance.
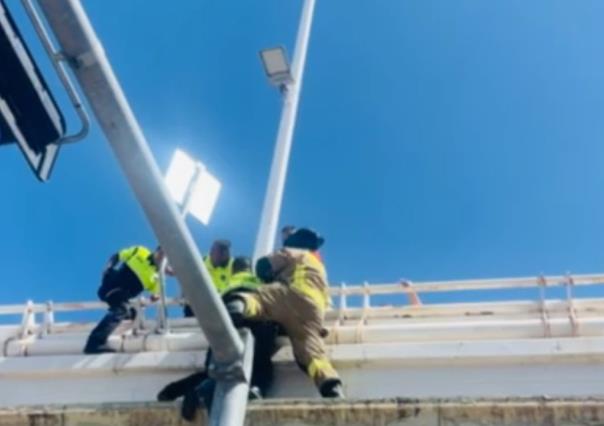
[118,246,160,295]
[204,256,233,294]
[226,271,261,293]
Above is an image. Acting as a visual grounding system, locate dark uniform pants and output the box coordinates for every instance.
[248,321,278,392]
[84,273,137,353]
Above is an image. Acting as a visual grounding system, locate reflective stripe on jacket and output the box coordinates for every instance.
[290,250,330,311]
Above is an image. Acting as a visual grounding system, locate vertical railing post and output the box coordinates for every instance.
[42,301,54,337]
[565,273,578,336]
[537,275,551,338]
[19,300,35,339]
[157,164,203,334]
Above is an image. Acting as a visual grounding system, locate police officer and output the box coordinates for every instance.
[227,228,344,398]
[183,239,233,317]
[84,245,169,354]
[205,240,234,292]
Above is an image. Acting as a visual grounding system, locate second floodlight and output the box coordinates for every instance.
[165,149,221,225]
[259,46,293,87]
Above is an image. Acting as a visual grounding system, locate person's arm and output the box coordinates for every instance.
[164,263,175,276]
[256,251,289,283]
[147,271,162,302]
[255,257,274,283]
[103,253,119,274]
[402,280,422,306]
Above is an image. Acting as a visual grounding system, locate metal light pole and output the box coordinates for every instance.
[34,1,253,424]
[253,0,317,261]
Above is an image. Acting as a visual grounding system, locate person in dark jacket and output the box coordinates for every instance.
[84,245,170,354]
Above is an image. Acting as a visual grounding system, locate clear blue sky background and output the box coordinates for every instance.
[2,0,604,308]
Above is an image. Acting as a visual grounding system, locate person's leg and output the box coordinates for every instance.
[235,285,342,396]
[181,377,215,422]
[223,286,287,398]
[84,299,129,354]
[219,285,278,395]
[157,371,207,401]
[181,348,218,421]
[281,293,343,398]
[232,284,287,322]
[301,335,342,397]
[249,322,279,397]
[183,304,194,318]
[179,285,300,422]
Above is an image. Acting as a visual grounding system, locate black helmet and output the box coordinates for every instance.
[283,228,325,251]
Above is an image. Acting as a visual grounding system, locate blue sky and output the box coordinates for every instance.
[1,0,604,308]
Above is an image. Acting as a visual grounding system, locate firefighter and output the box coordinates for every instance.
[227,228,344,398]
[84,245,170,354]
[282,225,324,263]
[183,239,234,317]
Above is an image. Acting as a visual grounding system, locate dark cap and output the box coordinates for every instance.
[283,228,325,251]
[232,256,252,274]
[212,239,231,249]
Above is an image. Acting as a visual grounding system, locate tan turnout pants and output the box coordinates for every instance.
[239,283,339,389]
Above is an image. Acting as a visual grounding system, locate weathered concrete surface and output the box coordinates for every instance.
[1,398,604,426]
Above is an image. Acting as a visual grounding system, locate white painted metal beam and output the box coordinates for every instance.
[3,338,604,406]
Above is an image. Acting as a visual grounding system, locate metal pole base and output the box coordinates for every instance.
[209,329,254,426]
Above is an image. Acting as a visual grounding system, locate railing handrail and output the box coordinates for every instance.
[2,297,604,325]
[333,273,604,296]
[0,273,601,351]
[0,272,602,317]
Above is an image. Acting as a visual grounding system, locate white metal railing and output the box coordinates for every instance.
[334,273,604,296]
[1,273,603,350]
[2,272,601,315]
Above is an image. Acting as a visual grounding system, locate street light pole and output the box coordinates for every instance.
[253,0,317,261]
[36,1,254,424]
[35,0,244,361]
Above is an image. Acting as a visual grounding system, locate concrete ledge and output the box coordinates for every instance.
[5,337,604,378]
[2,398,604,426]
